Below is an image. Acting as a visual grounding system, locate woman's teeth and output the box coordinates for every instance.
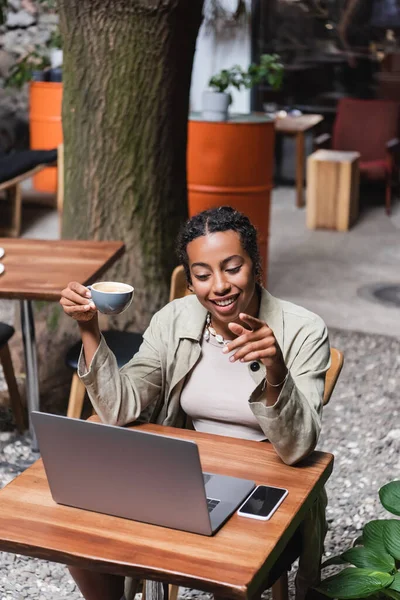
[214,297,236,307]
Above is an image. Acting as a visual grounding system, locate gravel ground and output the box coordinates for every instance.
[0,325,399,599]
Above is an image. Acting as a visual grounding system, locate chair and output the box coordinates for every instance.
[0,149,58,237]
[314,98,400,215]
[65,331,144,419]
[169,265,191,301]
[65,266,190,419]
[0,322,26,432]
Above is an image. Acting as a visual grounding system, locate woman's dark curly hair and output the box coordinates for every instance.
[176,206,262,285]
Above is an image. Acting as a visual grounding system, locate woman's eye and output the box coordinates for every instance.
[195,274,210,281]
[226,266,241,274]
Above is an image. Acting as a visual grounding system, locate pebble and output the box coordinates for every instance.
[0,327,398,599]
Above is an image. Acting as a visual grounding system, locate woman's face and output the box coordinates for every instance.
[186,230,259,329]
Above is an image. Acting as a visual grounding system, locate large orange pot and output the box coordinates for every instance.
[29,81,63,193]
[187,114,275,285]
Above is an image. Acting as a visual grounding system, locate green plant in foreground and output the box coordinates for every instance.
[317,480,400,599]
[208,53,283,94]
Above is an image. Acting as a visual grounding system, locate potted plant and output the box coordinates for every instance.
[6,27,62,87]
[5,20,63,193]
[202,53,283,121]
[317,479,400,599]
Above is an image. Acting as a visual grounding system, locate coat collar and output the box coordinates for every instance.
[176,287,285,350]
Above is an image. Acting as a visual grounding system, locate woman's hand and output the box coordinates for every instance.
[60,281,97,322]
[223,313,287,383]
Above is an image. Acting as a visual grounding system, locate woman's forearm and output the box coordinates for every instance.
[78,315,101,368]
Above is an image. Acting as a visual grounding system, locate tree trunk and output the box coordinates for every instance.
[11,0,204,415]
[58,0,204,329]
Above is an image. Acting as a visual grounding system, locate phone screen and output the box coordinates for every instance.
[239,485,287,518]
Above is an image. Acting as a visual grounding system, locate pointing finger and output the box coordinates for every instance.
[239,313,265,330]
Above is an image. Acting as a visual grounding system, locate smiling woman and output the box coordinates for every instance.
[59,206,331,600]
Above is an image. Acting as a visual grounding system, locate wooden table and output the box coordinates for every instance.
[0,238,125,448]
[0,423,333,600]
[275,114,324,209]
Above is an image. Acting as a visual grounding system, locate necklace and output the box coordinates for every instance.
[204,312,229,346]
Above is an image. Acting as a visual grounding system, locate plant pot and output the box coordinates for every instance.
[50,48,63,69]
[201,91,230,122]
[29,81,63,193]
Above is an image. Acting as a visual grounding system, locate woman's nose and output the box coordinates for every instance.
[213,274,231,295]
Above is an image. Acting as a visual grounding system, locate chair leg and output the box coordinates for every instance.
[168,585,179,600]
[386,176,392,216]
[66,373,86,419]
[7,184,22,237]
[0,344,26,433]
[272,572,289,600]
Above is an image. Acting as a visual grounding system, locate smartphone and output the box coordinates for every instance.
[237,484,288,521]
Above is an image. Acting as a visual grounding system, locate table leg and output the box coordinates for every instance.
[275,133,284,182]
[295,132,306,208]
[144,580,165,600]
[20,300,40,451]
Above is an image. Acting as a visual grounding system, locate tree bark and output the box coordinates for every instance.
[58,0,204,329]
[11,0,203,415]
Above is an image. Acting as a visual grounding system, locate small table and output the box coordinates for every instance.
[0,238,125,449]
[275,114,324,208]
[306,150,360,231]
[0,423,333,600]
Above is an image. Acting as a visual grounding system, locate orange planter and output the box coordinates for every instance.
[187,114,275,285]
[29,81,63,193]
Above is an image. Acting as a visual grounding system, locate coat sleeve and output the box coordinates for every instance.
[78,312,164,426]
[249,319,331,465]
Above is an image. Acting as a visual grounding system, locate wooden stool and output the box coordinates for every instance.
[306,150,360,231]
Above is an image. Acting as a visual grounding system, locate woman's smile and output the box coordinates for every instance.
[209,292,240,314]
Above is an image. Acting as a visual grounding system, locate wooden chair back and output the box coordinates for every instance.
[57,144,64,237]
[57,144,64,214]
[323,347,344,406]
[169,265,191,301]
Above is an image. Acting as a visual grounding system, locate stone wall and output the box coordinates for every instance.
[0,0,57,152]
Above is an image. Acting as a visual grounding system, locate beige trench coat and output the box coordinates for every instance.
[79,288,331,599]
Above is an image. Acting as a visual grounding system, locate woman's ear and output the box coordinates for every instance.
[187,283,194,293]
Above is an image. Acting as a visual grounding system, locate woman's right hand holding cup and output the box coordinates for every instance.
[60,281,97,322]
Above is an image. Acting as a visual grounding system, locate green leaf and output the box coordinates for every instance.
[384,590,400,600]
[352,535,364,547]
[341,547,395,572]
[380,482,400,516]
[322,555,347,568]
[384,520,400,560]
[389,572,400,592]
[317,568,394,599]
[364,520,389,554]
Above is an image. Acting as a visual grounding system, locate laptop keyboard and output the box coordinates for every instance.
[203,474,220,512]
[206,497,220,512]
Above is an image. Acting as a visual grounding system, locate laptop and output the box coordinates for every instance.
[31,412,255,536]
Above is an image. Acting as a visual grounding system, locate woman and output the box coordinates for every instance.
[60,206,330,600]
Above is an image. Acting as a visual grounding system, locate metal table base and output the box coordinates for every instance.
[20,299,40,452]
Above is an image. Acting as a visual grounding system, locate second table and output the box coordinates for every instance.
[0,238,125,449]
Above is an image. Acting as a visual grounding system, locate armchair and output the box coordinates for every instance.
[314,98,400,215]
